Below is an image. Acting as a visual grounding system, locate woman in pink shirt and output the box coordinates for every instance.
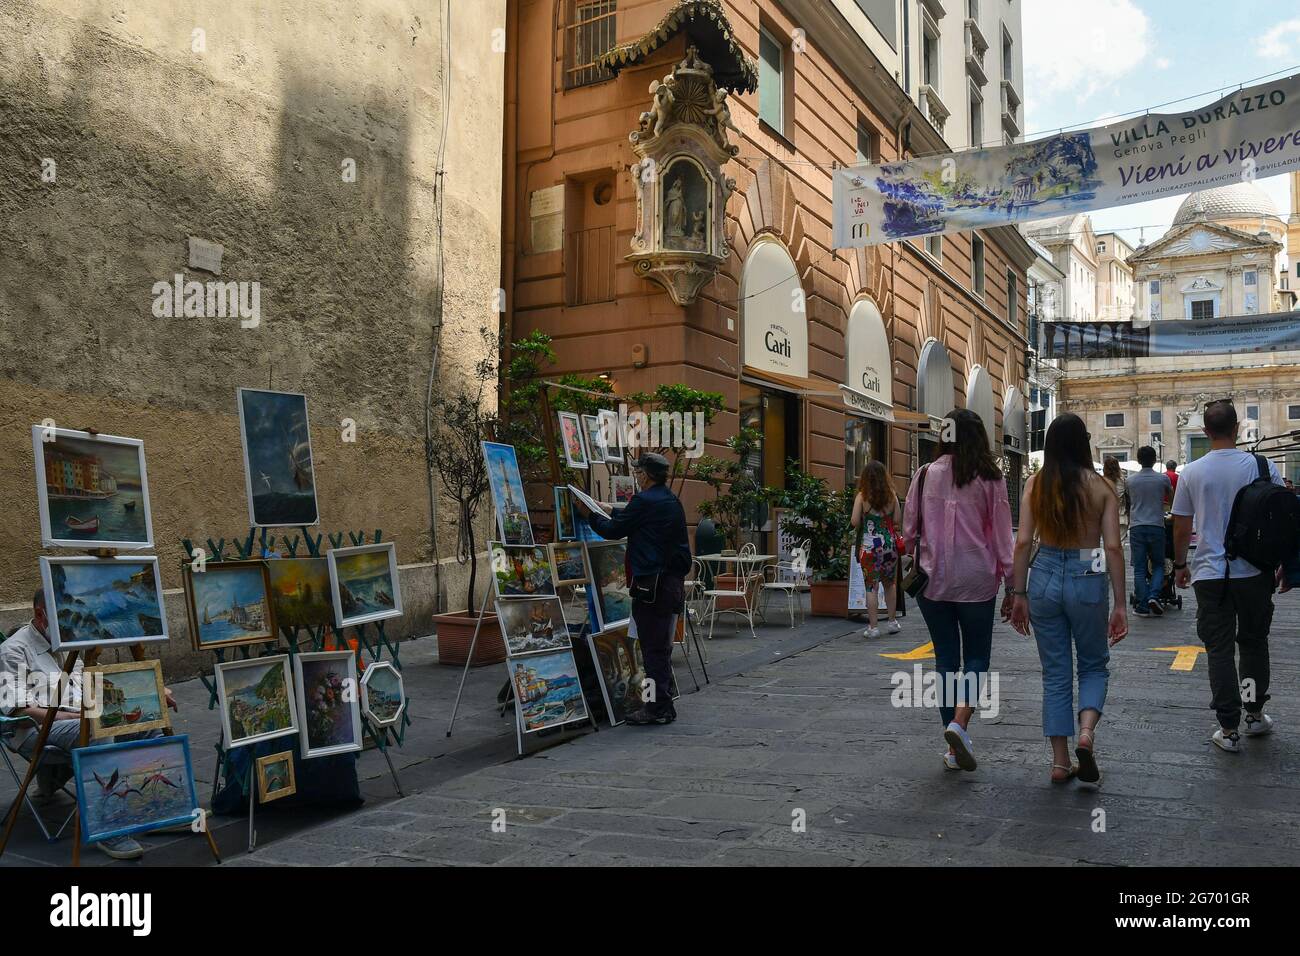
[902,408,1015,772]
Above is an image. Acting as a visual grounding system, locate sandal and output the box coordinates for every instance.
[1075,728,1101,785]
[1050,763,1077,785]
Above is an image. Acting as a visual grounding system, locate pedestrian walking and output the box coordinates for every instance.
[1103,456,1128,538]
[901,408,1014,773]
[1165,459,1180,496]
[851,460,901,639]
[1009,413,1127,786]
[1127,445,1173,617]
[1172,400,1290,753]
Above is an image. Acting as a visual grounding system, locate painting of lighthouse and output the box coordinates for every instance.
[237,388,320,527]
[482,441,534,545]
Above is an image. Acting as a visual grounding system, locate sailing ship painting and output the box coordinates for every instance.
[32,427,153,549]
[327,543,402,628]
[495,596,571,656]
[237,388,319,527]
[41,557,168,650]
[509,649,587,733]
[86,659,170,738]
[184,560,277,650]
[72,735,199,844]
[482,441,534,545]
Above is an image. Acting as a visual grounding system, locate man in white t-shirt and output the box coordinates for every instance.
[1172,400,1279,753]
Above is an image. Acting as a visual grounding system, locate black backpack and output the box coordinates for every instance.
[1224,454,1300,576]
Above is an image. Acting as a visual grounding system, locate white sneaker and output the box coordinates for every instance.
[1243,713,1274,736]
[943,721,977,771]
[863,626,881,638]
[942,752,960,771]
[1212,728,1241,753]
[885,619,902,634]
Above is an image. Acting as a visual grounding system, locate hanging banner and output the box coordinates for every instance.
[833,72,1300,247]
[1042,309,1300,359]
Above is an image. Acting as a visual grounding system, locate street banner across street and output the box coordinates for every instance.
[1044,309,1300,358]
[833,72,1300,247]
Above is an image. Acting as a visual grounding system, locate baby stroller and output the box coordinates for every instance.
[1129,513,1182,611]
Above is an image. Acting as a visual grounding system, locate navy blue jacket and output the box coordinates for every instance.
[587,482,691,579]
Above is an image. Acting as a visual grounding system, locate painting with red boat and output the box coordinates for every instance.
[31,426,154,549]
[85,659,171,738]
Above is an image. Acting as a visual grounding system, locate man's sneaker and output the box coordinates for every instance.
[885,619,902,634]
[1147,598,1164,616]
[1212,728,1241,753]
[1133,604,1150,617]
[96,835,144,860]
[625,707,675,726]
[863,626,881,639]
[1244,713,1274,736]
[942,752,960,771]
[943,721,977,771]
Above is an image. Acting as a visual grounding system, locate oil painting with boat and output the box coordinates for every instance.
[237,388,319,527]
[215,655,297,748]
[495,596,571,655]
[509,649,587,733]
[86,659,171,738]
[327,543,402,628]
[184,560,277,650]
[32,427,154,549]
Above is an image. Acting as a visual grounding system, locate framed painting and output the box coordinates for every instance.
[214,655,298,748]
[554,486,576,541]
[265,558,334,629]
[256,751,297,804]
[482,441,534,545]
[85,659,170,739]
[183,560,277,651]
[587,624,644,726]
[31,426,154,550]
[611,475,637,508]
[293,650,363,759]
[597,409,624,464]
[582,414,609,464]
[495,595,572,656]
[360,660,406,727]
[490,542,556,597]
[72,735,199,845]
[236,387,319,528]
[549,542,587,586]
[585,540,631,632]
[508,648,589,734]
[327,542,403,628]
[40,556,168,651]
[557,412,588,469]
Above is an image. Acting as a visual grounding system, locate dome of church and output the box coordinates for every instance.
[1172,182,1282,227]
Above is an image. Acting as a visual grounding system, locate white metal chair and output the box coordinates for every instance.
[679,558,710,663]
[761,545,810,627]
[702,550,765,640]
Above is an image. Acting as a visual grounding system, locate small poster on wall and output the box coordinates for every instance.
[847,550,888,612]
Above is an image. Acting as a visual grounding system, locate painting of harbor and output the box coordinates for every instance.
[294,652,362,758]
[86,659,170,738]
[549,543,586,584]
[215,655,297,748]
[72,735,198,843]
[41,556,168,650]
[184,560,276,650]
[490,543,555,597]
[256,751,296,803]
[483,441,534,545]
[32,427,153,549]
[267,558,334,629]
[509,649,588,733]
[496,596,571,656]
[327,543,402,628]
[360,661,405,727]
[238,388,319,527]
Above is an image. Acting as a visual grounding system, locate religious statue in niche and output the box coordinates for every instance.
[626,46,738,306]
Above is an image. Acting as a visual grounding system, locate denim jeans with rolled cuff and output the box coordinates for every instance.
[915,593,994,726]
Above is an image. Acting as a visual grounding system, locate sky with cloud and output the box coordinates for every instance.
[1022,0,1298,253]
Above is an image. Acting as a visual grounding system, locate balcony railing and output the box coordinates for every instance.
[965,22,988,86]
[1000,79,1021,137]
[565,225,616,306]
[1041,321,1150,360]
[920,83,950,135]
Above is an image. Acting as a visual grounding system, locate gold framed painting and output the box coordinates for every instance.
[183,560,278,652]
[256,750,297,803]
[85,659,171,739]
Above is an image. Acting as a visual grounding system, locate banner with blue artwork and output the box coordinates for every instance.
[833,72,1300,247]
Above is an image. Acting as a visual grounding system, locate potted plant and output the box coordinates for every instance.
[778,465,855,617]
[429,328,507,666]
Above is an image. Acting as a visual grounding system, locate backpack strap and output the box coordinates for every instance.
[1255,453,1269,482]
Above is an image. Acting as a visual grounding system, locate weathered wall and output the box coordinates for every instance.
[0,1,507,614]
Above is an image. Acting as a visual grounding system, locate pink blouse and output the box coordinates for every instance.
[901,455,1014,603]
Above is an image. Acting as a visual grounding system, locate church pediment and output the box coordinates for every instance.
[1132,221,1275,262]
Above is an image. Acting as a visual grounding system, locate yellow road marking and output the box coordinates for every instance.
[880,641,935,661]
[1153,645,1206,671]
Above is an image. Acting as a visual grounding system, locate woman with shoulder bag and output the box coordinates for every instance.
[901,408,1014,773]
[851,460,902,639]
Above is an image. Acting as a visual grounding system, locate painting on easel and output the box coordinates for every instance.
[509,649,588,733]
[85,659,171,739]
[40,556,168,651]
[237,388,319,528]
[266,557,333,629]
[72,735,199,845]
[327,542,403,628]
[183,560,277,651]
[482,441,534,545]
[31,426,154,550]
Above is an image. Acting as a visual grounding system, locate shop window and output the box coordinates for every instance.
[759,27,787,135]
[563,1,617,90]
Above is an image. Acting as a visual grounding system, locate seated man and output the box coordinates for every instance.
[1,589,176,860]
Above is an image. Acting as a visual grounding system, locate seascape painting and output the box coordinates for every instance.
[295,651,362,758]
[586,541,631,631]
[509,649,588,733]
[558,412,588,469]
[256,751,296,803]
[32,427,154,549]
[237,388,319,527]
[482,441,534,545]
[496,596,572,656]
[266,558,334,629]
[215,655,297,748]
[41,557,168,651]
[328,543,402,628]
[360,661,405,727]
[490,543,556,597]
[72,735,198,844]
[86,659,170,739]
[184,560,276,650]
[549,543,587,585]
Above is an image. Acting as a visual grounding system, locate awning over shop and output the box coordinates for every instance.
[741,240,809,380]
[1003,386,1027,454]
[917,339,954,425]
[844,298,894,422]
[966,365,995,448]
[741,365,839,396]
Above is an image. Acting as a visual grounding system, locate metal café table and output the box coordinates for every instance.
[694,552,776,628]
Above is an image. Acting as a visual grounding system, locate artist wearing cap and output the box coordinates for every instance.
[573,453,691,725]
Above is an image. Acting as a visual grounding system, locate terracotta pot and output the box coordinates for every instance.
[433,610,504,667]
[809,579,849,617]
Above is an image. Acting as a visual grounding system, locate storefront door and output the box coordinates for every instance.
[740,384,801,553]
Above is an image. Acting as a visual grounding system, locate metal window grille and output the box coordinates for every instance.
[564,1,617,90]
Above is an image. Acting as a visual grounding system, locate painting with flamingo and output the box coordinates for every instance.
[72,735,199,844]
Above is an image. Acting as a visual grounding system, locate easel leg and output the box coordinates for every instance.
[0,650,79,859]
[379,732,405,797]
[685,605,711,683]
[72,698,88,867]
[445,583,492,738]
[247,761,257,852]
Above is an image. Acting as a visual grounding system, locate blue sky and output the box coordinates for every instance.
[1022,0,1298,251]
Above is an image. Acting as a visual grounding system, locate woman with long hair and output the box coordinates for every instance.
[902,408,1014,772]
[1103,455,1128,536]
[1009,413,1127,786]
[851,460,901,638]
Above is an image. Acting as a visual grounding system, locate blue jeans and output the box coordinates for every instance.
[916,594,994,726]
[1130,524,1165,605]
[1029,546,1110,737]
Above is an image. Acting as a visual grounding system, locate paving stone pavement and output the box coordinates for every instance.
[222,580,1300,868]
